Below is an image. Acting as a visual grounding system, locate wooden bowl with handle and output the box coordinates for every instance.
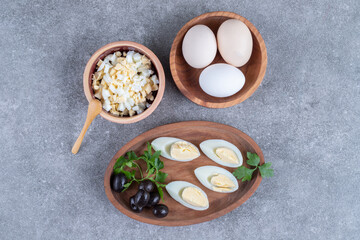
[170,11,267,108]
[83,41,165,124]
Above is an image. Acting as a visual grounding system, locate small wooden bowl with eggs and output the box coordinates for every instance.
[170,11,267,108]
[83,41,165,123]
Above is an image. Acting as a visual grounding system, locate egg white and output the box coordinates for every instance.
[199,63,245,98]
[165,181,209,211]
[151,137,200,162]
[194,166,239,193]
[217,19,253,67]
[200,139,243,167]
[182,25,217,69]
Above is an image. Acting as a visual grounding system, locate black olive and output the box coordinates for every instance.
[146,192,160,207]
[129,196,143,213]
[138,180,155,192]
[111,173,127,192]
[134,189,150,207]
[152,204,168,218]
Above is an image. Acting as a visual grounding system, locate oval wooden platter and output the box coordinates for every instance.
[104,121,264,226]
[169,11,267,108]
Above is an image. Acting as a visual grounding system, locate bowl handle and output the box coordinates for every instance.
[72,99,102,154]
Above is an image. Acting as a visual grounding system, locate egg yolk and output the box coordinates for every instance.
[215,147,239,164]
[210,173,235,192]
[170,141,199,160]
[181,187,208,207]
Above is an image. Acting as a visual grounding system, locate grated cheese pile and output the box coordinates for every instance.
[92,51,159,117]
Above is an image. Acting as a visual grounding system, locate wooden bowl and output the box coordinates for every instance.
[83,41,165,124]
[170,11,267,108]
[104,121,264,226]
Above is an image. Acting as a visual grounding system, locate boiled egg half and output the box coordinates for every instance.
[195,166,238,193]
[200,139,243,167]
[151,137,200,162]
[166,181,209,211]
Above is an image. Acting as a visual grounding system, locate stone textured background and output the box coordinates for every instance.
[1,0,359,239]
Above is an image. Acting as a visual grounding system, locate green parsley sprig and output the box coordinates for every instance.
[233,152,274,181]
[113,142,168,200]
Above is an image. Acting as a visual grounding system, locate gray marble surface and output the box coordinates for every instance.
[1,0,359,239]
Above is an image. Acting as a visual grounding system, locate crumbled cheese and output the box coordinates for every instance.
[92,51,159,117]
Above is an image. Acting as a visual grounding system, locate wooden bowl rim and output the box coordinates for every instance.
[104,121,264,226]
[169,11,267,108]
[83,41,165,124]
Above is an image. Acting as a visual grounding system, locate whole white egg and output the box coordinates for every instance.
[182,25,217,69]
[200,139,243,168]
[199,63,245,98]
[166,181,209,211]
[194,166,239,193]
[217,19,253,67]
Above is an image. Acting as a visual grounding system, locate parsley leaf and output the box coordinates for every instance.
[246,152,260,166]
[242,168,256,181]
[155,171,168,183]
[147,168,155,175]
[233,166,256,182]
[258,162,274,178]
[122,182,132,191]
[154,156,164,171]
[233,166,247,179]
[113,156,128,169]
[125,161,136,168]
[121,170,132,180]
[157,186,164,201]
[113,168,122,175]
[233,152,274,181]
[155,182,165,201]
[127,151,138,161]
[151,150,161,162]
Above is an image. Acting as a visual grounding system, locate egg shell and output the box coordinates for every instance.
[199,63,245,98]
[182,25,217,69]
[194,166,239,193]
[217,19,253,67]
[200,139,243,167]
[151,137,200,162]
[165,181,209,211]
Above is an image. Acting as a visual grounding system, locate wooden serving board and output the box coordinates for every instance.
[104,121,264,226]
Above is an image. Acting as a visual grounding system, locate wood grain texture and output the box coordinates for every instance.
[104,121,264,226]
[83,41,165,124]
[71,99,102,154]
[170,11,267,108]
